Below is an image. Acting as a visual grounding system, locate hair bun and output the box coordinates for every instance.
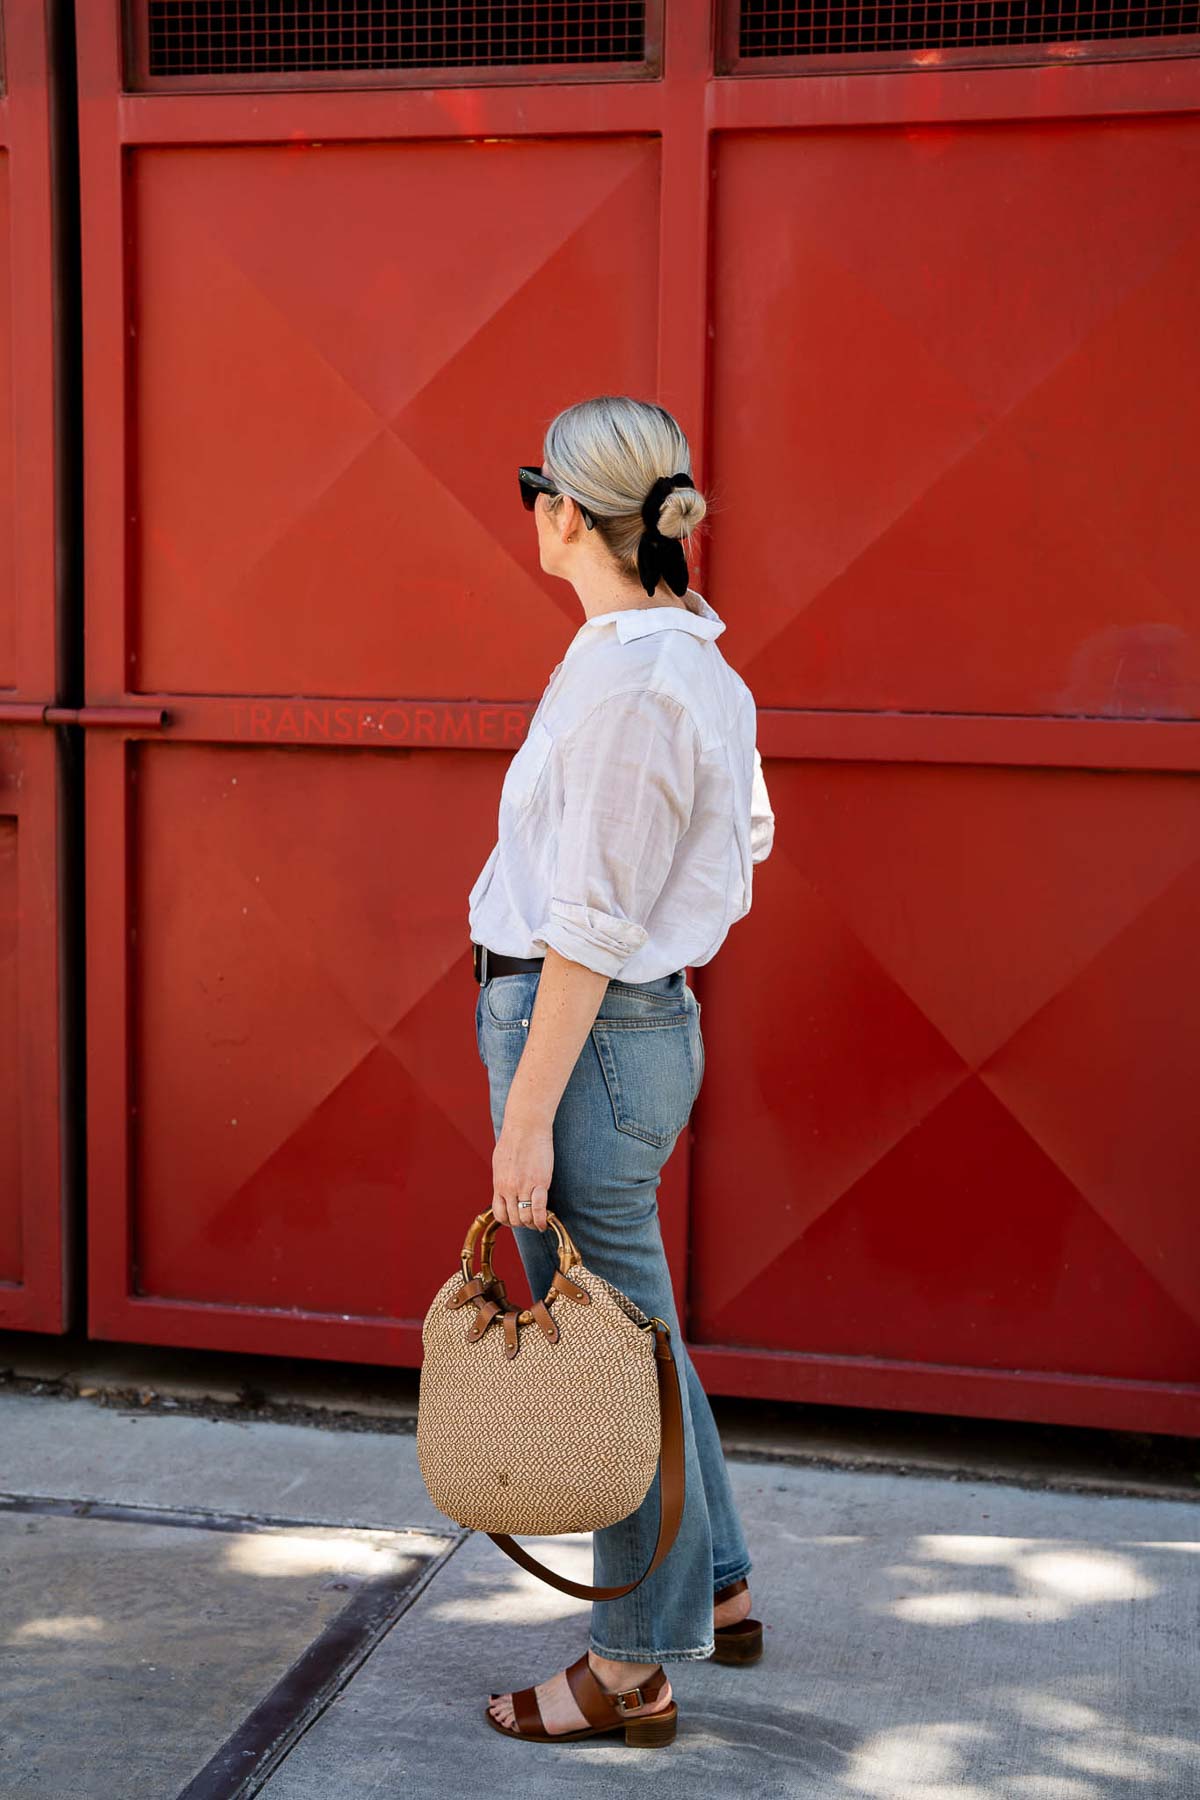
[655,482,707,542]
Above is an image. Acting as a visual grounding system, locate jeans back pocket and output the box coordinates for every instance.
[590,1015,697,1148]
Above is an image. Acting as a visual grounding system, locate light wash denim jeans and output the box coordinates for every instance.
[475,961,753,1664]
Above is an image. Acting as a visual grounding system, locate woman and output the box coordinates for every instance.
[469,395,775,1746]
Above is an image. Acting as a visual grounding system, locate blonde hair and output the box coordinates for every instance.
[543,395,707,581]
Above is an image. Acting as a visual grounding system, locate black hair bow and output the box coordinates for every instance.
[636,470,694,599]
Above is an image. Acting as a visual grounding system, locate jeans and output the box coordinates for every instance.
[475,961,753,1664]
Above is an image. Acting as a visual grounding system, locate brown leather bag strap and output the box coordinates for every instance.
[485,1321,685,1602]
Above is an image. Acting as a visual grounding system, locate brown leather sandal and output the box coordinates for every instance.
[485,1652,678,1747]
[711,1576,764,1664]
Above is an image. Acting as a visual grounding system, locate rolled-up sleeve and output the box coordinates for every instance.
[530,689,700,979]
[750,744,775,865]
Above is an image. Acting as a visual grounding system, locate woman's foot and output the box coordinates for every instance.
[487,1650,673,1736]
[714,1582,753,1630]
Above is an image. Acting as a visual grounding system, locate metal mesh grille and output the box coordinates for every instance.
[145,0,646,72]
[739,0,1200,55]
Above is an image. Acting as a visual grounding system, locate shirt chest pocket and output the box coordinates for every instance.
[500,719,555,814]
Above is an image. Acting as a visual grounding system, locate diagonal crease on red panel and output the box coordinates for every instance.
[691,843,971,1319]
[980,856,1200,1332]
[393,156,661,671]
[135,140,660,697]
[755,224,1200,715]
[710,120,1200,715]
[785,763,1200,1067]
[152,954,490,1317]
[751,421,1191,716]
[224,429,551,670]
[692,761,1200,1372]
[138,226,387,667]
[697,1074,1200,1381]
[780,120,1200,422]
[711,241,994,669]
[1013,227,1200,633]
[145,140,656,420]
[393,156,658,435]
[137,810,380,1235]
[134,743,500,1306]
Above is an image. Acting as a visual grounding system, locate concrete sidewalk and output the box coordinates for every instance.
[2,1386,1198,1799]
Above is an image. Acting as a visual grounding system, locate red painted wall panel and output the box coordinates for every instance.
[132,138,660,699]
[0,4,68,1332]
[130,739,502,1321]
[692,108,1200,1430]
[690,760,1200,1382]
[75,0,1200,1432]
[708,118,1200,719]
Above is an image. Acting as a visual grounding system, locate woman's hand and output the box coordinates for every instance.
[492,1113,554,1232]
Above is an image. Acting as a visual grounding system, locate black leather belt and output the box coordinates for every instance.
[471,940,684,986]
[472,941,546,984]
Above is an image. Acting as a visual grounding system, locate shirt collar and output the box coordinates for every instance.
[574,591,727,648]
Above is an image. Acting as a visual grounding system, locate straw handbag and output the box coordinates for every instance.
[416,1209,685,1599]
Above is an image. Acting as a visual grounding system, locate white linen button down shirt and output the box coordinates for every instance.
[467,589,774,982]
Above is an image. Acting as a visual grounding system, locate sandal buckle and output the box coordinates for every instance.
[613,1685,644,1713]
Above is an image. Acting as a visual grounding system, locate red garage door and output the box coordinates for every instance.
[77,0,1200,1434]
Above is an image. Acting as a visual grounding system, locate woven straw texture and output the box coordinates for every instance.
[416,1261,661,1535]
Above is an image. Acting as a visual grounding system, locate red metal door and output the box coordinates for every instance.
[0,2,71,1332]
[78,1,694,1359]
[689,65,1200,1434]
[76,1,1200,1432]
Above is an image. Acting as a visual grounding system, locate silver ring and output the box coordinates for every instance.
[517,1200,533,1210]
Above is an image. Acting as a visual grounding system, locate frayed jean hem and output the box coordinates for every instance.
[589,1638,715,1664]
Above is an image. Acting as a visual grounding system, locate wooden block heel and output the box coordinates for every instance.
[711,1621,764,1663]
[624,1704,679,1746]
[712,1575,764,1665]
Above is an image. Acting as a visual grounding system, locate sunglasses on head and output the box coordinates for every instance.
[518,466,596,530]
